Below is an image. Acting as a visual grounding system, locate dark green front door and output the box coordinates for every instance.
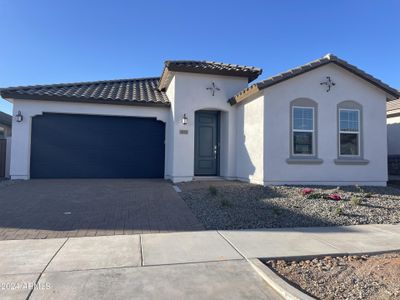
[194,111,219,176]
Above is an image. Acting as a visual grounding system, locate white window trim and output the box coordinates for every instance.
[339,108,360,157]
[291,106,315,156]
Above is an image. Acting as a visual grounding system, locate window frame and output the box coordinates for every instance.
[291,106,315,156]
[338,108,361,157]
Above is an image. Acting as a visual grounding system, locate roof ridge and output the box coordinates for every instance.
[164,60,262,71]
[1,76,161,92]
[229,53,399,105]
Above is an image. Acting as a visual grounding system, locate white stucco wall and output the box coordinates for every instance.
[164,76,176,179]
[9,99,169,179]
[5,137,11,178]
[235,93,264,184]
[165,72,248,182]
[387,115,400,155]
[262,64,388,186]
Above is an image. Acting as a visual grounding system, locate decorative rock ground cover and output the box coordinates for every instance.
[177,181,400,230]
[265,252,400,300]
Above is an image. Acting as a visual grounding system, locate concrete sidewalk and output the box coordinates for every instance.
[1,224,399,299]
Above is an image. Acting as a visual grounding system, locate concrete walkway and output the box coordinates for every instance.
[1,224,399,299]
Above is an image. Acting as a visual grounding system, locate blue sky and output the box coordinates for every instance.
[1,0,399,114]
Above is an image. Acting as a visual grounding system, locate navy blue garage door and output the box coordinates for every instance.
[30,113,165,178]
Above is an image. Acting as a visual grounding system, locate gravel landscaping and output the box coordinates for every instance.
[177,181,400,230]
[265,252,400,300]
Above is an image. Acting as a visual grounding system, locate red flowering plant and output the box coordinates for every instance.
[301,187,343,201]
[327,193,342,201]
[301,188,314,196]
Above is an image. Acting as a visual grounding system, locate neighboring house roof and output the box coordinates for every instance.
[229,54,400,105]
[158,60,262,90]
[0,111,12,126]
[387,98,400,117]
[0,77,170,107]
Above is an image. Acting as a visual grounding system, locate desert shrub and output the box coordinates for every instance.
[209,185,218,196]
[351,196,362,206]
[335,207,343,215]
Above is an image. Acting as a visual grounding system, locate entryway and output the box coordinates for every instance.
[194,111,220,176]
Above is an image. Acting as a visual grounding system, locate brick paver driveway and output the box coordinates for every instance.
[0,179,204,240]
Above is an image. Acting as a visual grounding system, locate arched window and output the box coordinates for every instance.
[335,101,368,165]
[289,98,319,159]
[337,101,362,157]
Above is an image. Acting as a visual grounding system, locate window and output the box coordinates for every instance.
[292,107,314,155]
[339,109,360,156]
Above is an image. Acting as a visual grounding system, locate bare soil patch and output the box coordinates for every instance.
[265,252,400,300]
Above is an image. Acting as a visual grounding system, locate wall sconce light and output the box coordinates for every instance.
[15,111,23,123]
[182,114,188,125]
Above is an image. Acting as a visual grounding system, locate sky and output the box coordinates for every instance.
[1,0,399,115]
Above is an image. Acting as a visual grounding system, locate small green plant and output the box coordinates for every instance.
[364,192,372,198]
[220,198,232,208]
[209,185,218,196]
[307,193,326,199]
[355,184,365,194]
[351,196,362,206]
[335,207,343,216]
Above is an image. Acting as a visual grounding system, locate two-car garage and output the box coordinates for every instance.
[30,113,165,178]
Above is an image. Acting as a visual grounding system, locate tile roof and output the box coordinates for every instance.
[229,54,400,105]
[0,77,170,107]
[159,60,262,89]
[387,98,400,113]
[0,111,12,126]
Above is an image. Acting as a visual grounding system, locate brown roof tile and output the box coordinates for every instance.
[159,60,262,89]
[229,54,400,105]
[387,98,400,113]
[0,77,170,107]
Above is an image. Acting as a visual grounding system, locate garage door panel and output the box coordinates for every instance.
[30,113,165,178]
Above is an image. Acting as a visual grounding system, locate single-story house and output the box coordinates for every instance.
[387,98,400,175]
[0,111,12,178]
[1,54,399,186]
[0,111,12,138]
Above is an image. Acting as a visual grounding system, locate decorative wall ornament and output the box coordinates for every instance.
[206,82,220,96]
[320,76,336,92]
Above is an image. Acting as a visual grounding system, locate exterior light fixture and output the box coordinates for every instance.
[182,114,188,125]
[15,111,23,123]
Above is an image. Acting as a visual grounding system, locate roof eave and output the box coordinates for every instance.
[230,57,400,105]
[228,84,260,105]
[0,92,171,108]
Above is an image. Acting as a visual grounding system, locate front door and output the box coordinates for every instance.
[194,111,219,176]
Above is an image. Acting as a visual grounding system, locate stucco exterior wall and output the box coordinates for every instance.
[167,72,248,182]
[10,99,169,180]
[164,77,176,179]
[262,64,388,186]
[5,137,11,178]
[235,93,264,184]
[387,115,400,155]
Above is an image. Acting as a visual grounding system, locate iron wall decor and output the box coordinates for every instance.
[206,82,220,96]
[320,76,336,92]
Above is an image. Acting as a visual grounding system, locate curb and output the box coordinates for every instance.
[249,258,316,300]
